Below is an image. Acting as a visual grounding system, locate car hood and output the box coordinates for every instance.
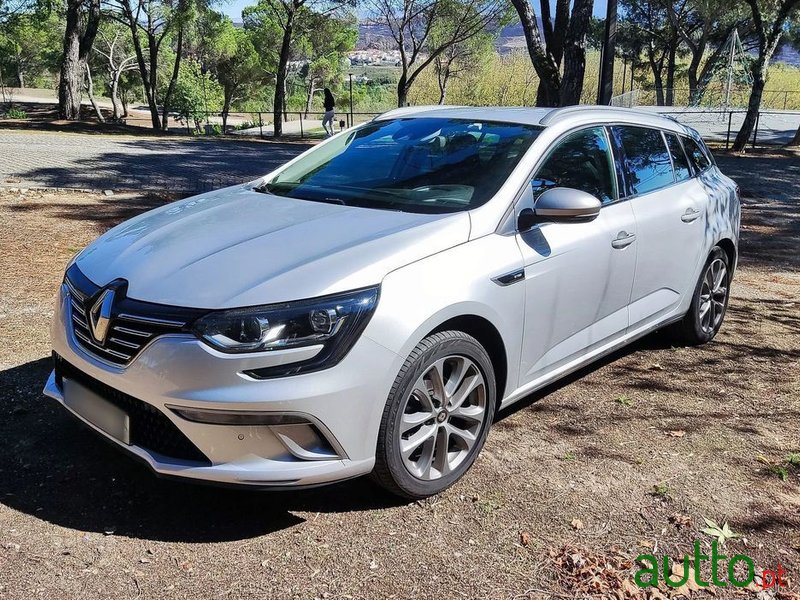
[74,185,471,308]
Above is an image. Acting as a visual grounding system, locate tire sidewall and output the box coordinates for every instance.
[380,334,496,498]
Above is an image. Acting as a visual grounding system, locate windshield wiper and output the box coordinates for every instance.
[254,181,350,206]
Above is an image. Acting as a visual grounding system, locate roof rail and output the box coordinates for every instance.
[373,105,468,121]
[539,104,647,126]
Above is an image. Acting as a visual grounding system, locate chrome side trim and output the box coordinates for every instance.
[492,269,525,286]
[117,313,186,328]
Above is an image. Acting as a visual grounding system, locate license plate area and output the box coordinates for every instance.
[63,378,131,445]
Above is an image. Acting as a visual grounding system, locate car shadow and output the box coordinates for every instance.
[0,357,405,543]
[495,331,675,422]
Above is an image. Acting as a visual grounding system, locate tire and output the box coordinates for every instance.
[372,330,497,499]
[670,246,731,345]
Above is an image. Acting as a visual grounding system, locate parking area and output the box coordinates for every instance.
[0,146,798,599]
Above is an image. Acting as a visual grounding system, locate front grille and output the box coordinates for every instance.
[54,353,210,464]
[64,264,206,367]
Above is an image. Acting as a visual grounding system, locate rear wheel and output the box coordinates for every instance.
[372,331,496,499]
[670,246,731,345]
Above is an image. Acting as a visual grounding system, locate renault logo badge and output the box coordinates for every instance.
[89,289,115,344]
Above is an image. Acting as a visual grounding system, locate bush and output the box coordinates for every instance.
[4,108,27,119]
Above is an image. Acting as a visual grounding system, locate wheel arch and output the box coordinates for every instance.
[715,237,737,273]
[425,314,509,406]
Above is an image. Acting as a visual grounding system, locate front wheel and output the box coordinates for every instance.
[670,246,731,345]
[372,331,496,499]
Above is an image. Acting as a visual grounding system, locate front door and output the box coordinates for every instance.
[515,126,637,389]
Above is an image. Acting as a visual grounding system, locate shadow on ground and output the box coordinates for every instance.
[3,134,311,192]
[0,358,403,544]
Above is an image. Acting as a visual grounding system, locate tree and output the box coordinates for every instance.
[429,1,496,104]
[667,0,748,98]
[105,0,200,129]
[92,21,137,119]
[733,0,800,150]
[509,0,593,106]
[197,12,268,129]
[171,56,222,130]
[369,0,508,108]
[620,0,679,105]
[58,0,101,119]
[559,0,594,105]
[244,0,352,137]
[0,10,62,88]
[293,9,357,115]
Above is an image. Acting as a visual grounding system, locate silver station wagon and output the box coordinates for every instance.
[45,105,740,498]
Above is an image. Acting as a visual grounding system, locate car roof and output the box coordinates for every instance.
[373,105,691,135]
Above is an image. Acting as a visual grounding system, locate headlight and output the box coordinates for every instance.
[192,286,379,377]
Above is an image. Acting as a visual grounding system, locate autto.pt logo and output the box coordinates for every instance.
[635,540,788,591]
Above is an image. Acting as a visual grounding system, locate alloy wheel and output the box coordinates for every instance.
[398,355,487,480]
[698,258,728,334]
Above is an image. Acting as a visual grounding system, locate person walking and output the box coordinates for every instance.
[322,88,336,137]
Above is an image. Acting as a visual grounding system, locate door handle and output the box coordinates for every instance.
[611,231,636,249]
[681,208,701,223]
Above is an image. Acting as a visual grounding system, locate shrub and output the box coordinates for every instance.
[4,108,27,119]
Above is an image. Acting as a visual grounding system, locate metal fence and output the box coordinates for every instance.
[615,87,800,111]
[171,110,383,139]
[647,107,800,147]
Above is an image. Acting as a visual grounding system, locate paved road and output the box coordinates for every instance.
[0,131,311,192]
[645,106,800,145]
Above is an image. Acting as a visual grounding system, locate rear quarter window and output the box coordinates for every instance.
[665,133,692,182]
[682,136,713,173]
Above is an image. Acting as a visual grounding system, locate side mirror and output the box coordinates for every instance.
[529,187,602,226]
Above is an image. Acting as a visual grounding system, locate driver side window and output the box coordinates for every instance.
[532,127,617,204]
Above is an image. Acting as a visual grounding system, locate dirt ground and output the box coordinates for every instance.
[0,152,798,599]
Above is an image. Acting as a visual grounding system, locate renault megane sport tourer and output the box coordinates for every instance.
[44,105,740,498]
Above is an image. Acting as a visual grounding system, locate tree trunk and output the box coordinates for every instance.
[437,67,449,105]
[145,35,161,129]
[304,77,316,118]
[509,0,561,106]
[110,72,122,120]
[648,50,665,106]
[597,0,617,104]
[124,10,160,129]
[222,87,234,131]
[789,123,800,146]
[687,50,701,99]
[559,0,592,106]
[397,69,409,107]
[161,27,184,131]
[665,41,676,106]
[732,58,768,151]
[58,0,101,120]
[59,3,84,120]
[273,8,294,138]
[84,63,105,122]
[15,54,24,88]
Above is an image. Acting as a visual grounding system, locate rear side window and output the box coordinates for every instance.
[613,126,674,196]
[532,127,617,204]
[683,136,713,173]
[665,134,692,182]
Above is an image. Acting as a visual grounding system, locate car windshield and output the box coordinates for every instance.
[258,117,543,214]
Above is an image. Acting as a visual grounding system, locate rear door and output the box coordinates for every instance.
[612,126,709,330]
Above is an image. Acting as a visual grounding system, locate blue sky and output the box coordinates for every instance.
[221,0,609,22]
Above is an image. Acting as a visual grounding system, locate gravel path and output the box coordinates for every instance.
[0,131,311,192]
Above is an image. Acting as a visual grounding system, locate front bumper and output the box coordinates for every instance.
[44,285,403,488]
